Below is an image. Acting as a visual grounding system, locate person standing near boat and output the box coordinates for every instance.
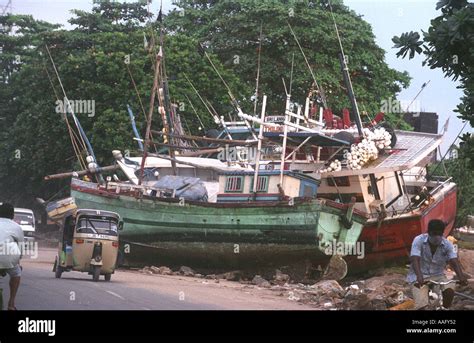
[0,202,24,310]
[407,219,468,309]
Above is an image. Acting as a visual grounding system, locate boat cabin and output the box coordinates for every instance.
[216,170,320,203]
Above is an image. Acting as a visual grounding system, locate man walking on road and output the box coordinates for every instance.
[0,203,24,310]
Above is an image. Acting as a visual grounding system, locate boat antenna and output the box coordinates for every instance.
[394,80,431,129]
[406,80,430,112]
[427,120,469,180]
[253,22,263,116]
[287,21,328,108]
[328,1,364,137]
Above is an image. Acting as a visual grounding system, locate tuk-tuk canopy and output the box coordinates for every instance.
[76,209,120,221]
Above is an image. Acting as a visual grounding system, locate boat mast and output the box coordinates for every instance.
[328,2,363,137]
[157,1,179,175]
[329,1,382,201]
[338,53,363,137]
[139,47,163,185]
[140,1,179,183]
[253,23,263,117]
[253,95,267,194]
[280,84,291,185]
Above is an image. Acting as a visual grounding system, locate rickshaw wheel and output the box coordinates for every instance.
[92,266,101,282]
[55,266,63,278]
[104,274,112,281]
[54,258,63,279]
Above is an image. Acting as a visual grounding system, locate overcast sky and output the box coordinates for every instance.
[5,0,472,154]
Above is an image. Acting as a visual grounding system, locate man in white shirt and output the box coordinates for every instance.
[0,203,24,310]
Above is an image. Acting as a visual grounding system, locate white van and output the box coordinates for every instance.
[14,208,36,242]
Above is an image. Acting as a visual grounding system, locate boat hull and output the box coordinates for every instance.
[70,180,366,269]
[345,185,457,273]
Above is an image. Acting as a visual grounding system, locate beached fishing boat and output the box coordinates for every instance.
[69,169,367,268]
[262,125,457,272]
[43,6,454,276]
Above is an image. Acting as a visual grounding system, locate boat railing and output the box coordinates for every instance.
[366,176,455,220]
[103,181,174,198]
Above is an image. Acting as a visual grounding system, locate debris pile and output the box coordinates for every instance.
[179,266,196,277]
[133,248,474,310]
[274,269,290,284]
[252,275,271,288]
[216,270,243,281]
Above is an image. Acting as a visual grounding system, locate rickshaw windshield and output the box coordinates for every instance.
[76,216,118,236]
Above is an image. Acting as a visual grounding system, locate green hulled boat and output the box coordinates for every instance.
[70,170,367,269]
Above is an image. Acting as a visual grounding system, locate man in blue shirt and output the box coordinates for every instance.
[407,219,468,309]
[0,203,24,310]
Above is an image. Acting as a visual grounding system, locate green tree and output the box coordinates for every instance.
[393,0,474,220]
[166,0,411,126]
[393,0,473,125]
[0,1,247,208]
[0,15,65,206]
[430,134,474,225]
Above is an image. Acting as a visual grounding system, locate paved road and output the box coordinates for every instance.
[0,247,313,310]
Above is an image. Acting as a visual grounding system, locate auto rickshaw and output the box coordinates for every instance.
[53,209,123,281]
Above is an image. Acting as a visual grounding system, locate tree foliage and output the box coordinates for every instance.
[430,133,474,225]
[166,0,411,123]
[393,0,474,220]
[392,0,473,125]
[0,1,246,207]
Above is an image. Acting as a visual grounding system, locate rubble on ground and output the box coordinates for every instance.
[150,266,173,275]
[459,249,474,277]
[138,266,153,275]
[274,269,290,284]
[252,275,271,288]
[218,270,242,281]
[311,279,345,298]
[179,266,195,276]
[132,247,474,310]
